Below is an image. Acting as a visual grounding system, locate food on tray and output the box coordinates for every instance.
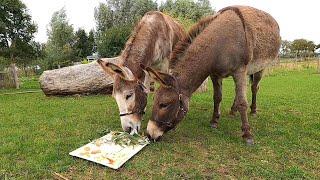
[70,131,149,169]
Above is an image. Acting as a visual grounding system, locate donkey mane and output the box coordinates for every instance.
[169,15,217,69]
[170,6,251,69]
[121,11,173,80]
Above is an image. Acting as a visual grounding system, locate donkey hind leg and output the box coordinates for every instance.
[229,77,239,116]
[233,69,254,145]
[210,76,222,129]
[250,70,263,115]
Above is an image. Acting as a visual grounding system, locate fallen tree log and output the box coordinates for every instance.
[39,56,208,96]
[39,57,119,96]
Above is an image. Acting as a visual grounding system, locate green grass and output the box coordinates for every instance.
[1,68,319,179]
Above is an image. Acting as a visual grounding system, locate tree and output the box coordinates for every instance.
[306,41,316,54]
[97,24,132,57]
[280,40,292,58]
[94,0,158,57]
[73,28,95,59]
[73,29,96,59]
[94,3,113,36]
[45,8,75,69]
[0,0,37,64]
[30,42,49,74]
[291,39,316,58]
[88,30,95,54]
[159,0,214,22]
[33,42,46,60]
[74,28,89,58]
[94,0,158,33]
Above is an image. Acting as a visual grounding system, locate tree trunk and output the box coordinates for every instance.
[23,64,27,77]
[10,63,19,89]
[39,57,119,96]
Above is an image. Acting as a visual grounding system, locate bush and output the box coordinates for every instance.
[81,59,89,64]
[0,56,10,71]
[170,14,195,31]
[97,24,133,57]
[159,0,214,22]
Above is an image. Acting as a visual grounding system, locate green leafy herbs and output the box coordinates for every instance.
[110,131,149,147]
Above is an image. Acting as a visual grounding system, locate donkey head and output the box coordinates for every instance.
[97,59,148,134]
[143,66,189,141]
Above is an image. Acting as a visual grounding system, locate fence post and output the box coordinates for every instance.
[0,72,4,88]
[11,63,19,89]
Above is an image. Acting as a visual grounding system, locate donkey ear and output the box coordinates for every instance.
[143,65,174,87]
[98,59,133,80]
[140,63,151,82]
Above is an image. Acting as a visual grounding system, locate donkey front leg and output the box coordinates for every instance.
[210,76,222,128]
[233,69,254,145]
[250,70,263,115]
[229,98,237,116]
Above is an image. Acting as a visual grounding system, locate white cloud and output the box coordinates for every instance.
[22,0,105,43]
[22,0,320,44]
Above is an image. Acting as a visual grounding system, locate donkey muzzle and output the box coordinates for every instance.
[146,120,164,141]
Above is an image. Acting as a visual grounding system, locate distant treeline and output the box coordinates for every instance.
[280,39,320,59]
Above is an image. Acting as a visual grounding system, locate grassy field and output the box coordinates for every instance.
[1,64,320,179]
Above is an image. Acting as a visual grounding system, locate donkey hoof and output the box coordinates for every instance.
[245,138,254,146]
[229,111,236,117]
[250,112,257,117]
[210,122,218,129]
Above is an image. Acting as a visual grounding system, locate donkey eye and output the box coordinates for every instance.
[126,93,133,100]
[159,103,168,109]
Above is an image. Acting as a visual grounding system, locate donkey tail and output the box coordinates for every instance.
[218,6,254,65]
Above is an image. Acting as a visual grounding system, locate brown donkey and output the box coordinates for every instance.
[144,6,281,144]
[97,11,185,133]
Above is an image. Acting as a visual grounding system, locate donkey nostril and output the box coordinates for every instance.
[125,127,132,133]
[155,136,162,142]
[146,132,152,140]
[145,131,162,142]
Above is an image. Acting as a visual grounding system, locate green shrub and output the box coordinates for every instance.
[172,15,195,31]
[97,24,133,57]
[0,56,10,71]
[81,59,89,64]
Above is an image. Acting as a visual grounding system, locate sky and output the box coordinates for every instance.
[22,0,320,44]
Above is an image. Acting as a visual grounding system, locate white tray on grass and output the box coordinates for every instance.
[69,132,149,169]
